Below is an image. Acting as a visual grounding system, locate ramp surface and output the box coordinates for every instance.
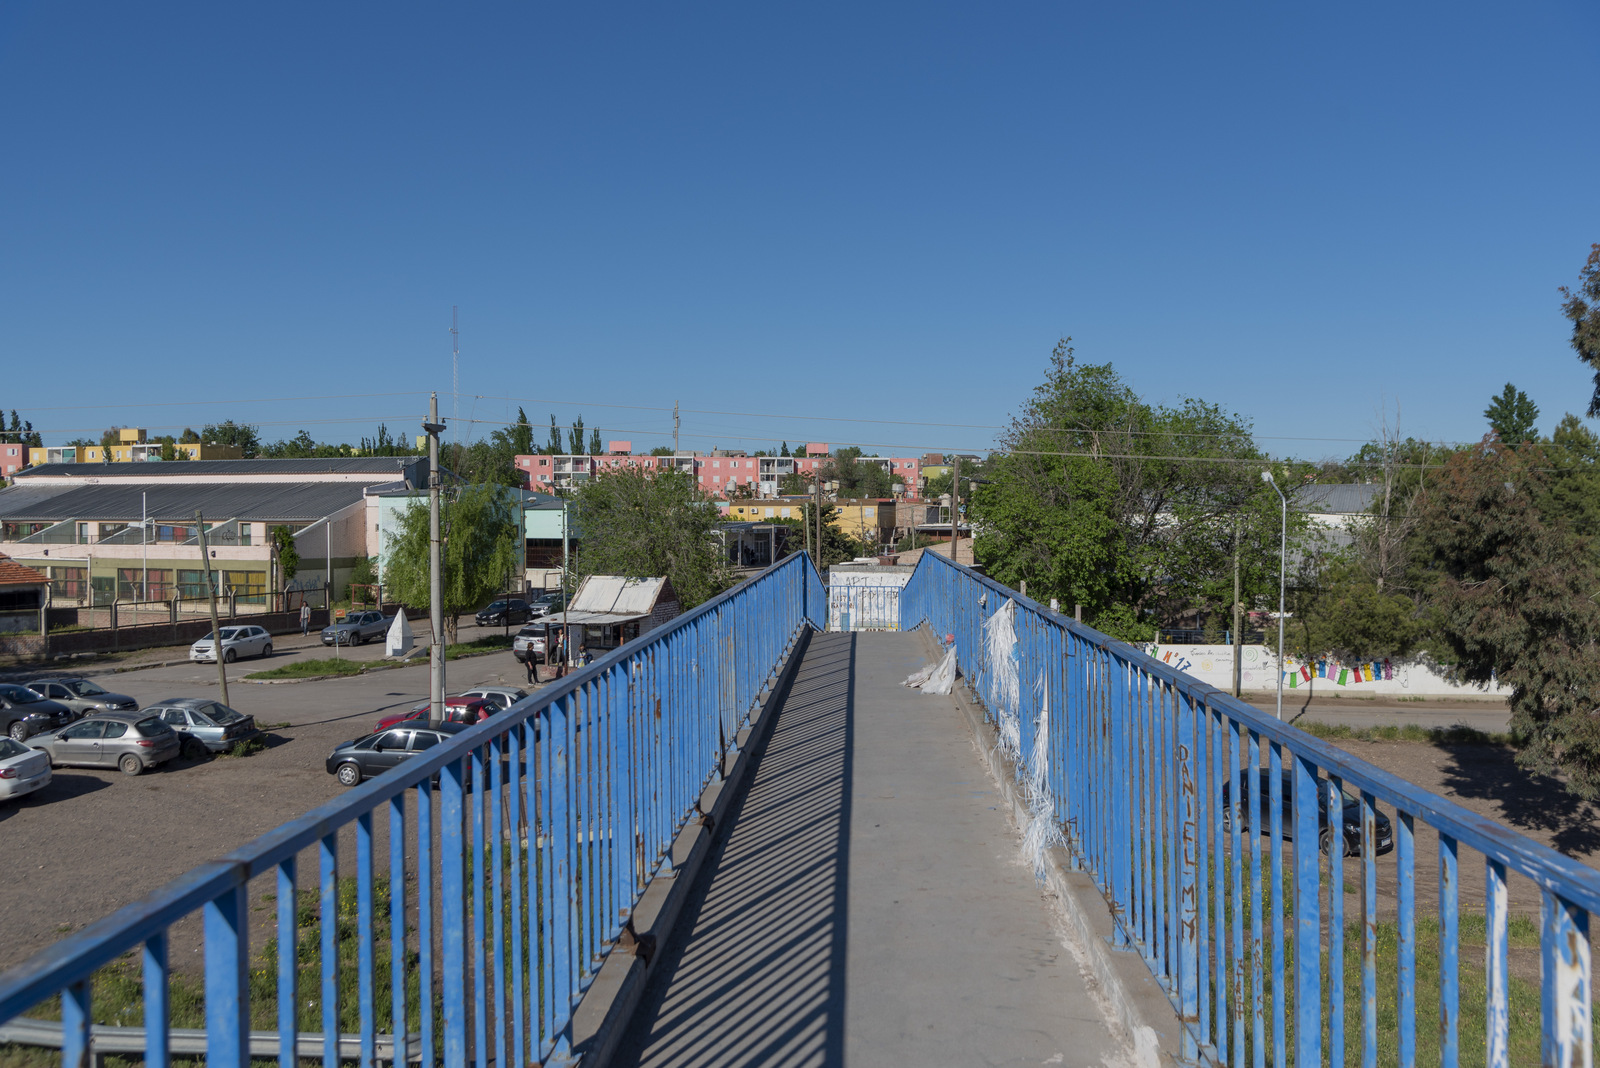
[612,631,1130,1068]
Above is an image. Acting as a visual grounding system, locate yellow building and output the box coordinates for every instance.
[833,498,897,547]
[29,429,242,466]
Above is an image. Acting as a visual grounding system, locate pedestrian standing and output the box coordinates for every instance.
[299,600,311,636]
[525,637,539,685]
[552,626,566,679]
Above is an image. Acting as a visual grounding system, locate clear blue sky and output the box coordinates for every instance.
[3,3,1597,461]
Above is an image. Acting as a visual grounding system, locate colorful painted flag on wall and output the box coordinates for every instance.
[1337,667,1349,685]
[1301,665,1313,682]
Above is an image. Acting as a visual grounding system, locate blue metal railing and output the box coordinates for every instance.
[0,551,826,1066]
[903,551,1595,1067]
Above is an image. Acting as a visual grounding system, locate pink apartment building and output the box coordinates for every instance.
[1,443,23,477]
[515,442,926,500]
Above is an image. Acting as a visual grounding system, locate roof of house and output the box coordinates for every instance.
[15,457,426,480]
[1293,483,1383,515]
[0,553,48,587]
[0,480,374,523]
[570,575,676,617]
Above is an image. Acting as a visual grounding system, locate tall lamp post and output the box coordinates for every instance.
[1260,470,1288,720]
[423,396,447,720]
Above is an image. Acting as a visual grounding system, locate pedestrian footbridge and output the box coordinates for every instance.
[1,552,1594,1066]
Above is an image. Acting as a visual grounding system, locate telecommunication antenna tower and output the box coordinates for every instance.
[673,400,680,453]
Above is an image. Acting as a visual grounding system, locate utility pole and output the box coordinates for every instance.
[424,395,447,719]
[813,470,823,570]
[194,511,228,707]
[450,308,460,458]
[1232,517,1243,698]
[673,400,679,454]
[951,455,961,565]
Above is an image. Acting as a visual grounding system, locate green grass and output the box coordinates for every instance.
[443,634,514,660]
[1297,721,1511,746]
[217,736,268,759]
[245,658,366,680]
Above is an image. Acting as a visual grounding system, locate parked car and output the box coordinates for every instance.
[0,684,76,741]
[512,626,547,664]
[146,698,262,756]
[0,736,51,802]
[191,625,273,663]
[28,677,139,716]
[327,721,471,787]
[458,686,528,710]
[527,594,565,619]
[26,711,180,776]
[475,599,534,627]
[1221,769,1395,857]
[385,695,495,732]
[322,611,390,647]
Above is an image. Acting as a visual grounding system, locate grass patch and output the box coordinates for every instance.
[257,721,291,731]
[1298,721,1511,746]
[217,736,267,759]
[443,634,514,660]
[245,658,366,680]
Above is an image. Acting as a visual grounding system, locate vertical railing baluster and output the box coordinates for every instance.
[1212,704,1228,1061]
[143,930,169,1068]
[1426,826,1454,1068]
[1486,857,1509,1068]
[508,723,526,1068]
[321,832,340,1068]
[389,793,407,1066]
[472,743,488,1068]
[442,756,468,1067]
[1362,789,1379,1068]
[1250,729,1264,1068]
[1399,810,1416,1067]
[1196,692,1212,1054]
[1540,890,1592,1068]
[490,733,507,1068]
[1293,752,1320,1068]
[357,811,376,1068]
[1329,776,1346,1068]
[419,780,435,1068]
[1177,689,1200,1062]
[61,977,90,1068]
[1268,741,1285,1068]
[1229,719,1245,1068]
[206,884,249,1068]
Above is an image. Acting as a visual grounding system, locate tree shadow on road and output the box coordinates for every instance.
[1431,740,1600,857]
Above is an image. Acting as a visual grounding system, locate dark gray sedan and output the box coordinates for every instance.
[28,677,139,717]
[0,684,75,742]
[321,611,390,646]
[27,712,180,776]
[147,698,261,756]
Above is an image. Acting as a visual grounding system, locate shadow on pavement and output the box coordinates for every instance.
[1432,740,1600,856]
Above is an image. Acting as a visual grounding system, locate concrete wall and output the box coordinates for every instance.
[1144,643,1510,699]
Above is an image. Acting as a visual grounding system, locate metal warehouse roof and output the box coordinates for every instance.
[15,458,426,480]
[1293,483,1383,515]
[570,576,672,616]
[0,481,373,523]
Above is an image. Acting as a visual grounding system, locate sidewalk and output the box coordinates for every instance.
[612,630,1129,1068]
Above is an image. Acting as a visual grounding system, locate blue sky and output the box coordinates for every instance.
[3,3,1597,462]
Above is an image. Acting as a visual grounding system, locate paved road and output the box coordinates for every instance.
[0,635,542,971]
[613,631,1130,1068]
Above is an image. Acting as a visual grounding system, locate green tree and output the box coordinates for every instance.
[201,421,262,458]
[1284,555,1423,662]
[588,428,602,455]
[1542,413,1600,538]
[100,425,123,449]
[780,442,791,457]
[1484,382,1540,445]
[1418,437,1600,798]
[383,484,520,642]
[270,525,300,595]
[571,468,732,609]
[1560,243,1600,417]
[567,416,586,456]
[769,504,867,567]
[6,411,40,449]
[179,428,200,444]
[820,446,895,498]
[546,415,563,455]
[971,340,1286,641]
[650,445,676,456]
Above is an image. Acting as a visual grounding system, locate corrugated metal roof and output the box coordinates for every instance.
[571,575,668,615]
[1293,483,1383,515]
[0,481,370,522]
[16,458,426,480]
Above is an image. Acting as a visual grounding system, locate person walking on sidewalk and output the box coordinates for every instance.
[299,601,311,636]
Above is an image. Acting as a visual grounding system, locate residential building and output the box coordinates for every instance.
[0,553,48,634]
[28,428,243,466]
[833,499,898,548]
[514,442,928,500]
[0,458,428,606]
[1,442,23,478]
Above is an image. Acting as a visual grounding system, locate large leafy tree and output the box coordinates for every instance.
[383,483,521,642]
[572,467,732,609]
[1418,437,1600,798]
[1560,243,1600,416]
[1484,382,1540,445]
[200,420,262,458]
[819,447,898,498]
[971,340,1286,641]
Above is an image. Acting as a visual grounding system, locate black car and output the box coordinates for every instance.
[0,684,76,742]
[475,599,533,627]
[1221,769,1395,857]
[326,720,471,787]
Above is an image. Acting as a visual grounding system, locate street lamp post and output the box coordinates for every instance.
[1261,470,1288,720]
[423,396,447,720]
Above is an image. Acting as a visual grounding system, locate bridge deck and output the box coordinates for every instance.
[613,630,1129,1067]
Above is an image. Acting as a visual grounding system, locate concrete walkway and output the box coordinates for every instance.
[612,631,1130,1068]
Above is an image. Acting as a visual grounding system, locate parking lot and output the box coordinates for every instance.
[0,629,542,971]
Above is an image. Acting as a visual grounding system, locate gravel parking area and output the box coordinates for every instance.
[0,641,541,972]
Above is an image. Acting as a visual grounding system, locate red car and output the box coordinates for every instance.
[374,696,494,733]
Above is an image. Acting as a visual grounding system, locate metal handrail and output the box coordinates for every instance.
[0,551,827,1066]
[902,549,1596,1066]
